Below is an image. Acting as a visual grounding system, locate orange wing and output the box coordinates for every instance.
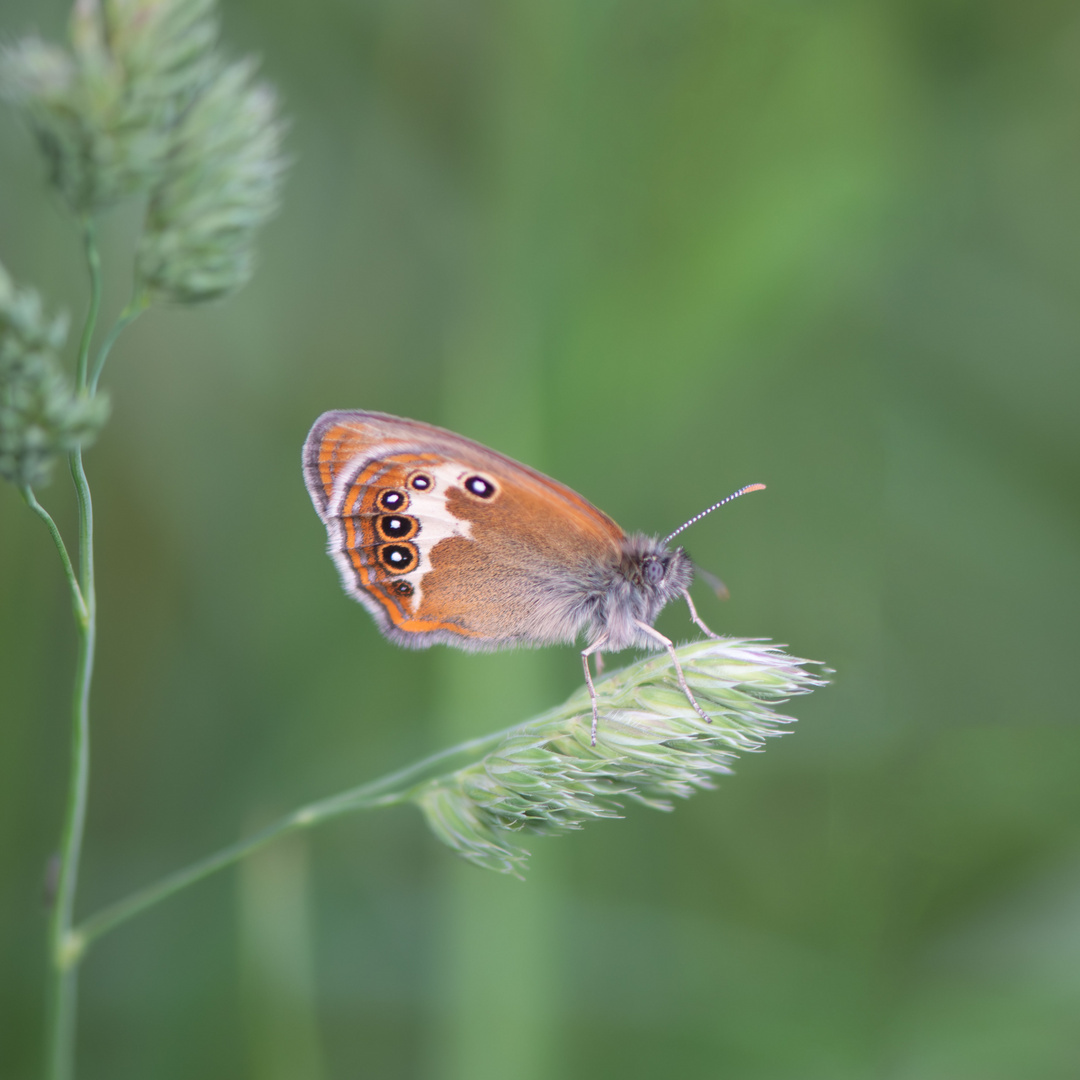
[302,411,626,650]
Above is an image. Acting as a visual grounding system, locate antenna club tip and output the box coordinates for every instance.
[661,482,767,546]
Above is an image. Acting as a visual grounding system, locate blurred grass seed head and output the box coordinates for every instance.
[0,262,107,488]
[418,639,826,875]
[1,0,286,304]
[137,57,287,303]
[0,0,218,212]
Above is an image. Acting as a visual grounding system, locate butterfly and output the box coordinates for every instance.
[303,410,764,743]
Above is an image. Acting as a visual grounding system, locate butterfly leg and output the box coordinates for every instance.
[581,636,609,746]
[682,588,720,640]
[633,620,713,725]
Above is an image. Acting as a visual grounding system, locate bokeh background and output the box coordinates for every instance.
[3,0,1080,1077]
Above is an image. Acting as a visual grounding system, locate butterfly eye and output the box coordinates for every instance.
[643,557,664,584]
[463,475,497,499]
[378,489,408,511]
[409,474,432,491]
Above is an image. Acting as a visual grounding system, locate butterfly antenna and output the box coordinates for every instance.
[662,484,766,547]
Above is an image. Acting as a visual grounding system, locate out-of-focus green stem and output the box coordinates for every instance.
[88,290,148,394]
[73,727,509,953]
[44,223,102,1080]
[19,487,87,626]
[74,219,100,393]
[46,454,93,1080]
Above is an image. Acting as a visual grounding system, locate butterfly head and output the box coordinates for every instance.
[594,485,766,652]
[598,533,694,646]
[622,537,692,596]
[615,481,767,610]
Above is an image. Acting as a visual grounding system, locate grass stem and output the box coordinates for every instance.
[19,487,86,625]
[74,220,100,394]
[75,728,509,950]
[43,220,102,1080]
[88,291,148,395]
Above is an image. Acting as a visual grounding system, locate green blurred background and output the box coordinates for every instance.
[3,0,1080,1077]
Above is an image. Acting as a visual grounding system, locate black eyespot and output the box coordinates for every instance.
[464,475,496,499]
[410,474,432,491]
[378,543,418,574]
[378,515,415,539]
[378,489,407,511]
[394,581,413,596]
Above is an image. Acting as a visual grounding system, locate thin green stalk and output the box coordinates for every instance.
[88,290,148,394]
[74,220,101,393]
[19,487,87,626]
[45,221,103,1080]
[46,448,94,1080]
[73,727,510,954]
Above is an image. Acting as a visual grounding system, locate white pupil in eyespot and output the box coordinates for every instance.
[466,476,493,496]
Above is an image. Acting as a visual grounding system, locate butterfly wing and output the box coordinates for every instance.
[303,410,626,650]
